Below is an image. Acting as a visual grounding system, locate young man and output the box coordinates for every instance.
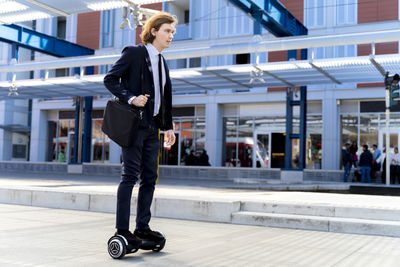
[104,12,177,247]
[342,143,351,182]
[359,145,373,183]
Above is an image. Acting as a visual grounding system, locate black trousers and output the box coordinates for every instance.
[116,120,160,231]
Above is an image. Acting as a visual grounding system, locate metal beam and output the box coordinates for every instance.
[206,70,252,88]
[309,62,341,84]
[369,55,386,76]
[229,0,307,37]
[257,67,295,87]
[172,78,211,91]
[0,24,94,57]
[23,0,70,16]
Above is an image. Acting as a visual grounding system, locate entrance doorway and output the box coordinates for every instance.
[159,132,180,165]
[253,132,285,168]
[67,131,75,163]
[379,128,400,153]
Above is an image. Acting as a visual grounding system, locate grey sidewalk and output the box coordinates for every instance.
[1,172,400,237]
[1,203,400,267]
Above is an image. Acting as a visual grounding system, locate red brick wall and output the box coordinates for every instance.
[135,3,163,44]
[76,11,100,50]
[76,12,100,74]
[357,0,398,87]
[279,0,304,24]
[358,0,398,23]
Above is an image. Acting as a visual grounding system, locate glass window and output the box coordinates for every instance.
[195,117,206,151]
[92,120,103,162]
[101,10,114,48]
[306,0,325,28]
[172,118,206,166]
[335,45,356,57]
[238,117,253,167]
[218,0,252,38]
[341,115,358,147]
[359,114,379,154]
[92,119,110,163]
[307,115,323,169]
[223,117,238,167]
[336,0,356,26]
[180,119,195,165]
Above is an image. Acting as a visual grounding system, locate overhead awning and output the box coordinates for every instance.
[0,53,396,99]
[0,124,31,133]
[0,0,168,24]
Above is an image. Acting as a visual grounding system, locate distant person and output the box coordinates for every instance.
[349,141,358,168]
[186,150,198,166]
[198,149,211,166]
[372,144,381,179]
[390,147,400,184]
[359,144,373,183]
[342,143,351,182]
[376,148,386,183]
[58,147,66,162]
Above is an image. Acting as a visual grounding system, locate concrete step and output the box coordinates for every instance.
[241,201,400,221]
[0,187,241,224]
[232,211,400,237]
[2,186,400,238]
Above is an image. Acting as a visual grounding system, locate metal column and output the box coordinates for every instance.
[284,49,308,170]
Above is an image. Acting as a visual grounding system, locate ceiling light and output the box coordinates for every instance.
[15,80,45,87]
[0,11,51,24]
[170,70,202,79]
[0,1,28,15]
[228,66,255,73]
[87,1,128,11]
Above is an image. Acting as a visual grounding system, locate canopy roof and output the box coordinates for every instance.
[0,0,167,24]
[0,53,394,99]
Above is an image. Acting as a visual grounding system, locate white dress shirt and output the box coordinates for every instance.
[128,44,166,116]
[391,152,400,166]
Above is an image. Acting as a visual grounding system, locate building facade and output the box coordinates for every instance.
[1,0,400,171]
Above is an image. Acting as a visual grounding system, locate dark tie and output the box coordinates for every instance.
[158,54,163,115]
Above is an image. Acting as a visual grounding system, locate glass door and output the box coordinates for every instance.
[253,132,271,168]
[159,132,180,165]
[379,128,400,154]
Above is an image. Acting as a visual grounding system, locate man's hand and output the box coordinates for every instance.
[132,94,150,107]
[165,130,176,146]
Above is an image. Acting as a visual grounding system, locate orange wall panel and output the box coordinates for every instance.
[76,11,101,50]
[358,0,398,23]
[279,0,304,23]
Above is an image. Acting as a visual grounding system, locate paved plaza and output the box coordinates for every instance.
[1,203,400,267]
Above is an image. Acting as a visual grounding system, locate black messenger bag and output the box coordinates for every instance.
[101,100,143,147]
[102,46,146,148]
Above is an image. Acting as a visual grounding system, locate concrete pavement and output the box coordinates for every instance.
[1,203,400,267]
[1,172,400,237]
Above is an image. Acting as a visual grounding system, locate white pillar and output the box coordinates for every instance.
[322,88,340,170]
[109,140,121,164]
[205,92,222,166]
[0,100,12,161]
[29,100,48,162]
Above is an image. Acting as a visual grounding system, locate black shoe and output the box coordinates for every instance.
[116,230,142,248]
[134,229,165,242]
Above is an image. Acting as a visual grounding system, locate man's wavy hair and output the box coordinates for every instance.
[140,12,178,44]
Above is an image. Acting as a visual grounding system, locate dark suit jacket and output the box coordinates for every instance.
[103,44,173,131]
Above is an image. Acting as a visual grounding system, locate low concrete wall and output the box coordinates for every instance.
[0,161,345,183]
[0,161,67,173]
[158,165,281,181]
[303,169,343,182]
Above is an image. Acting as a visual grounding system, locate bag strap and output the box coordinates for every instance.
[139,45,146,96]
